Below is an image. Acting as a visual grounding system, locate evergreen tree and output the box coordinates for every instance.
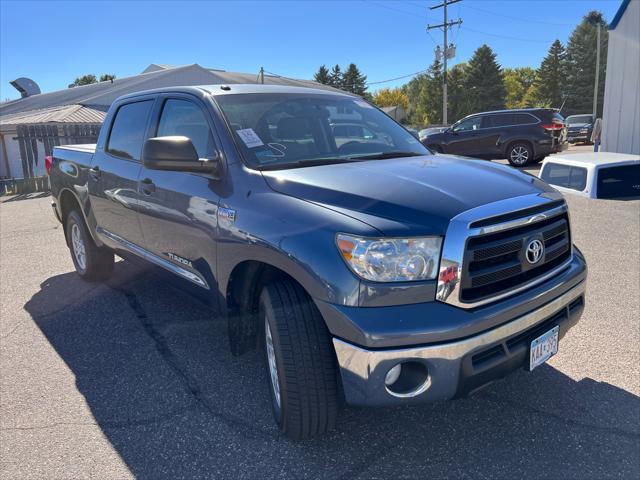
[464,45,506,113]
[564,11,608,116]
[423,57,443,125]
[447,63,470,122]
[329,64,343,89]
[313,65,331,85]
[342,63,368,95]
[71,74,97,87]
[99,73,116,82]
[532,40,566,109]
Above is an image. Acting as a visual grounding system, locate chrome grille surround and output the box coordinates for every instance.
[436,192,573,309]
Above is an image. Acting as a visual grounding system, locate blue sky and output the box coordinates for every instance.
[0,0,621,101]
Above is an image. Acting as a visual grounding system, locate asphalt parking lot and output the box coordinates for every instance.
[1,163,639,479]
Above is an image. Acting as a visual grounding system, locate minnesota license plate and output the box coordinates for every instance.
[529,326,559,370]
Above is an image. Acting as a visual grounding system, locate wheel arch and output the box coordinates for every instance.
[225,259,312,356]
[57,187,103,246]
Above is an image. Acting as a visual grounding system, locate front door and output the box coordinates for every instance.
[89,98,155,248]
[136,95,223,295]
[446,116,483,155]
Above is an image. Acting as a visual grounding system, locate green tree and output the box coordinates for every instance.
[447,63,470,122]
[504,67,536,109]
[72,74,97,87]
[403,72,429,125]
[423,57,443,125]
[329,64,343,89]
[532,40,566,108]
[99,73,117,82]
[313,65,331,85]
[464,45,506,113]
[342,63,368,96]
[564,11,608,116]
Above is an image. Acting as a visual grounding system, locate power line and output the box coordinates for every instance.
[463,26,555,43]
[265,68,429,89]
[366,0,425,18]
[464,4,574,26]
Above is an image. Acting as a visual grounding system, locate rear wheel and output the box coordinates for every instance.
[507,142,533,167]
[259,280,338,440]
[66,210,114,281]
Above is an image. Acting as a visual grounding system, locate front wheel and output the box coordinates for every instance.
[259,280,339,440]
[66,210,114,281]
[506,142,533,167]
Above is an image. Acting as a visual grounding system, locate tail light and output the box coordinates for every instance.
[45,155,53,175]
[541,123,564,131]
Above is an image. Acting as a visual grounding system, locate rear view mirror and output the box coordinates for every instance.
[142,136,219,175]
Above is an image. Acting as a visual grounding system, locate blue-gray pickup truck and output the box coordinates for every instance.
[49,85,587,439]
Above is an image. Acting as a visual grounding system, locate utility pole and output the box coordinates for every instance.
[260,66,265,84]
[428,0,462,125]
[592,24,601,117]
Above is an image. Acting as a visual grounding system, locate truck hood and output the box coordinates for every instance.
[261,154,555,236]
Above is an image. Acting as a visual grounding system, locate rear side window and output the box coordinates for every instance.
[516,113,536,124]
[487,113,516,127]
[541,163,587,191]
[107,100,154,160]
[157,99,215,158]
[597,165,640,199]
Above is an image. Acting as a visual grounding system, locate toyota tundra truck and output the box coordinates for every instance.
[49,85,587,440]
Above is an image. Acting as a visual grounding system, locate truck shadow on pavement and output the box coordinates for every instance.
[24,261,640,479]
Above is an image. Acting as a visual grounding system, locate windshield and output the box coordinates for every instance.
[566,115,592,125]
[215,93,429,169]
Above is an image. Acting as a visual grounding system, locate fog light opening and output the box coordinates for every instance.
[384,361,430,398]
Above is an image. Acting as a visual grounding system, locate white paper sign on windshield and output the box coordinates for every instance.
[236,128,264,148]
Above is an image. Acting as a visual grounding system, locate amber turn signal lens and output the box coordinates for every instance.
[337,238,355,261]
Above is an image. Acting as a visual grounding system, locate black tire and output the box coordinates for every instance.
[506,142,533,167]
[535,156,546,164]
[65,210,114,281]
[259,280,338,440]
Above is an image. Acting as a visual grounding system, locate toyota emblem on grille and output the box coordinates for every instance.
[525,239,544,264]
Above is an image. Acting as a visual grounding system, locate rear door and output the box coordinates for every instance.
[136,94,224,293]
[89,97,155,248]
[446,116,483,155]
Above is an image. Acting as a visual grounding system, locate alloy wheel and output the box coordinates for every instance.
[71,223,87,270]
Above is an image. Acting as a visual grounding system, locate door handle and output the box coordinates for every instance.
[140,178,156,195]
[89,166,100,180]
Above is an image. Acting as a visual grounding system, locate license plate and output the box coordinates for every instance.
[529,326,559,370]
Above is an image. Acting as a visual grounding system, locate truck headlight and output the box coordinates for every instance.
[336,234,442,282]
[580,128,588,133]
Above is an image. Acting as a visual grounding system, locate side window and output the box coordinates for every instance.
[516,114,536,125]
[541,163,570,187]
[107,100,154,160]
[568,167,587,191]
[157,99,215,158]
[454,116,481,132]
[541,163,587,191]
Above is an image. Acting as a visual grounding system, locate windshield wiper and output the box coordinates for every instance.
[346,151,424,161]
[257,156,360,171]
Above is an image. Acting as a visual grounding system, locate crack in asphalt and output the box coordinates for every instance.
[108,281,276,441]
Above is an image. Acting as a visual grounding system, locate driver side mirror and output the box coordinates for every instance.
[142,136,220,176]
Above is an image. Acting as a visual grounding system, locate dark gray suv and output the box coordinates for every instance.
[49,85,587,439]
[422,108,568,166]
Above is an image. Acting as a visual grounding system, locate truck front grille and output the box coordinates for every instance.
[459,213,571,303]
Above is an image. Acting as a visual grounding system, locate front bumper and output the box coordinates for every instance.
[331,255,586,407]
